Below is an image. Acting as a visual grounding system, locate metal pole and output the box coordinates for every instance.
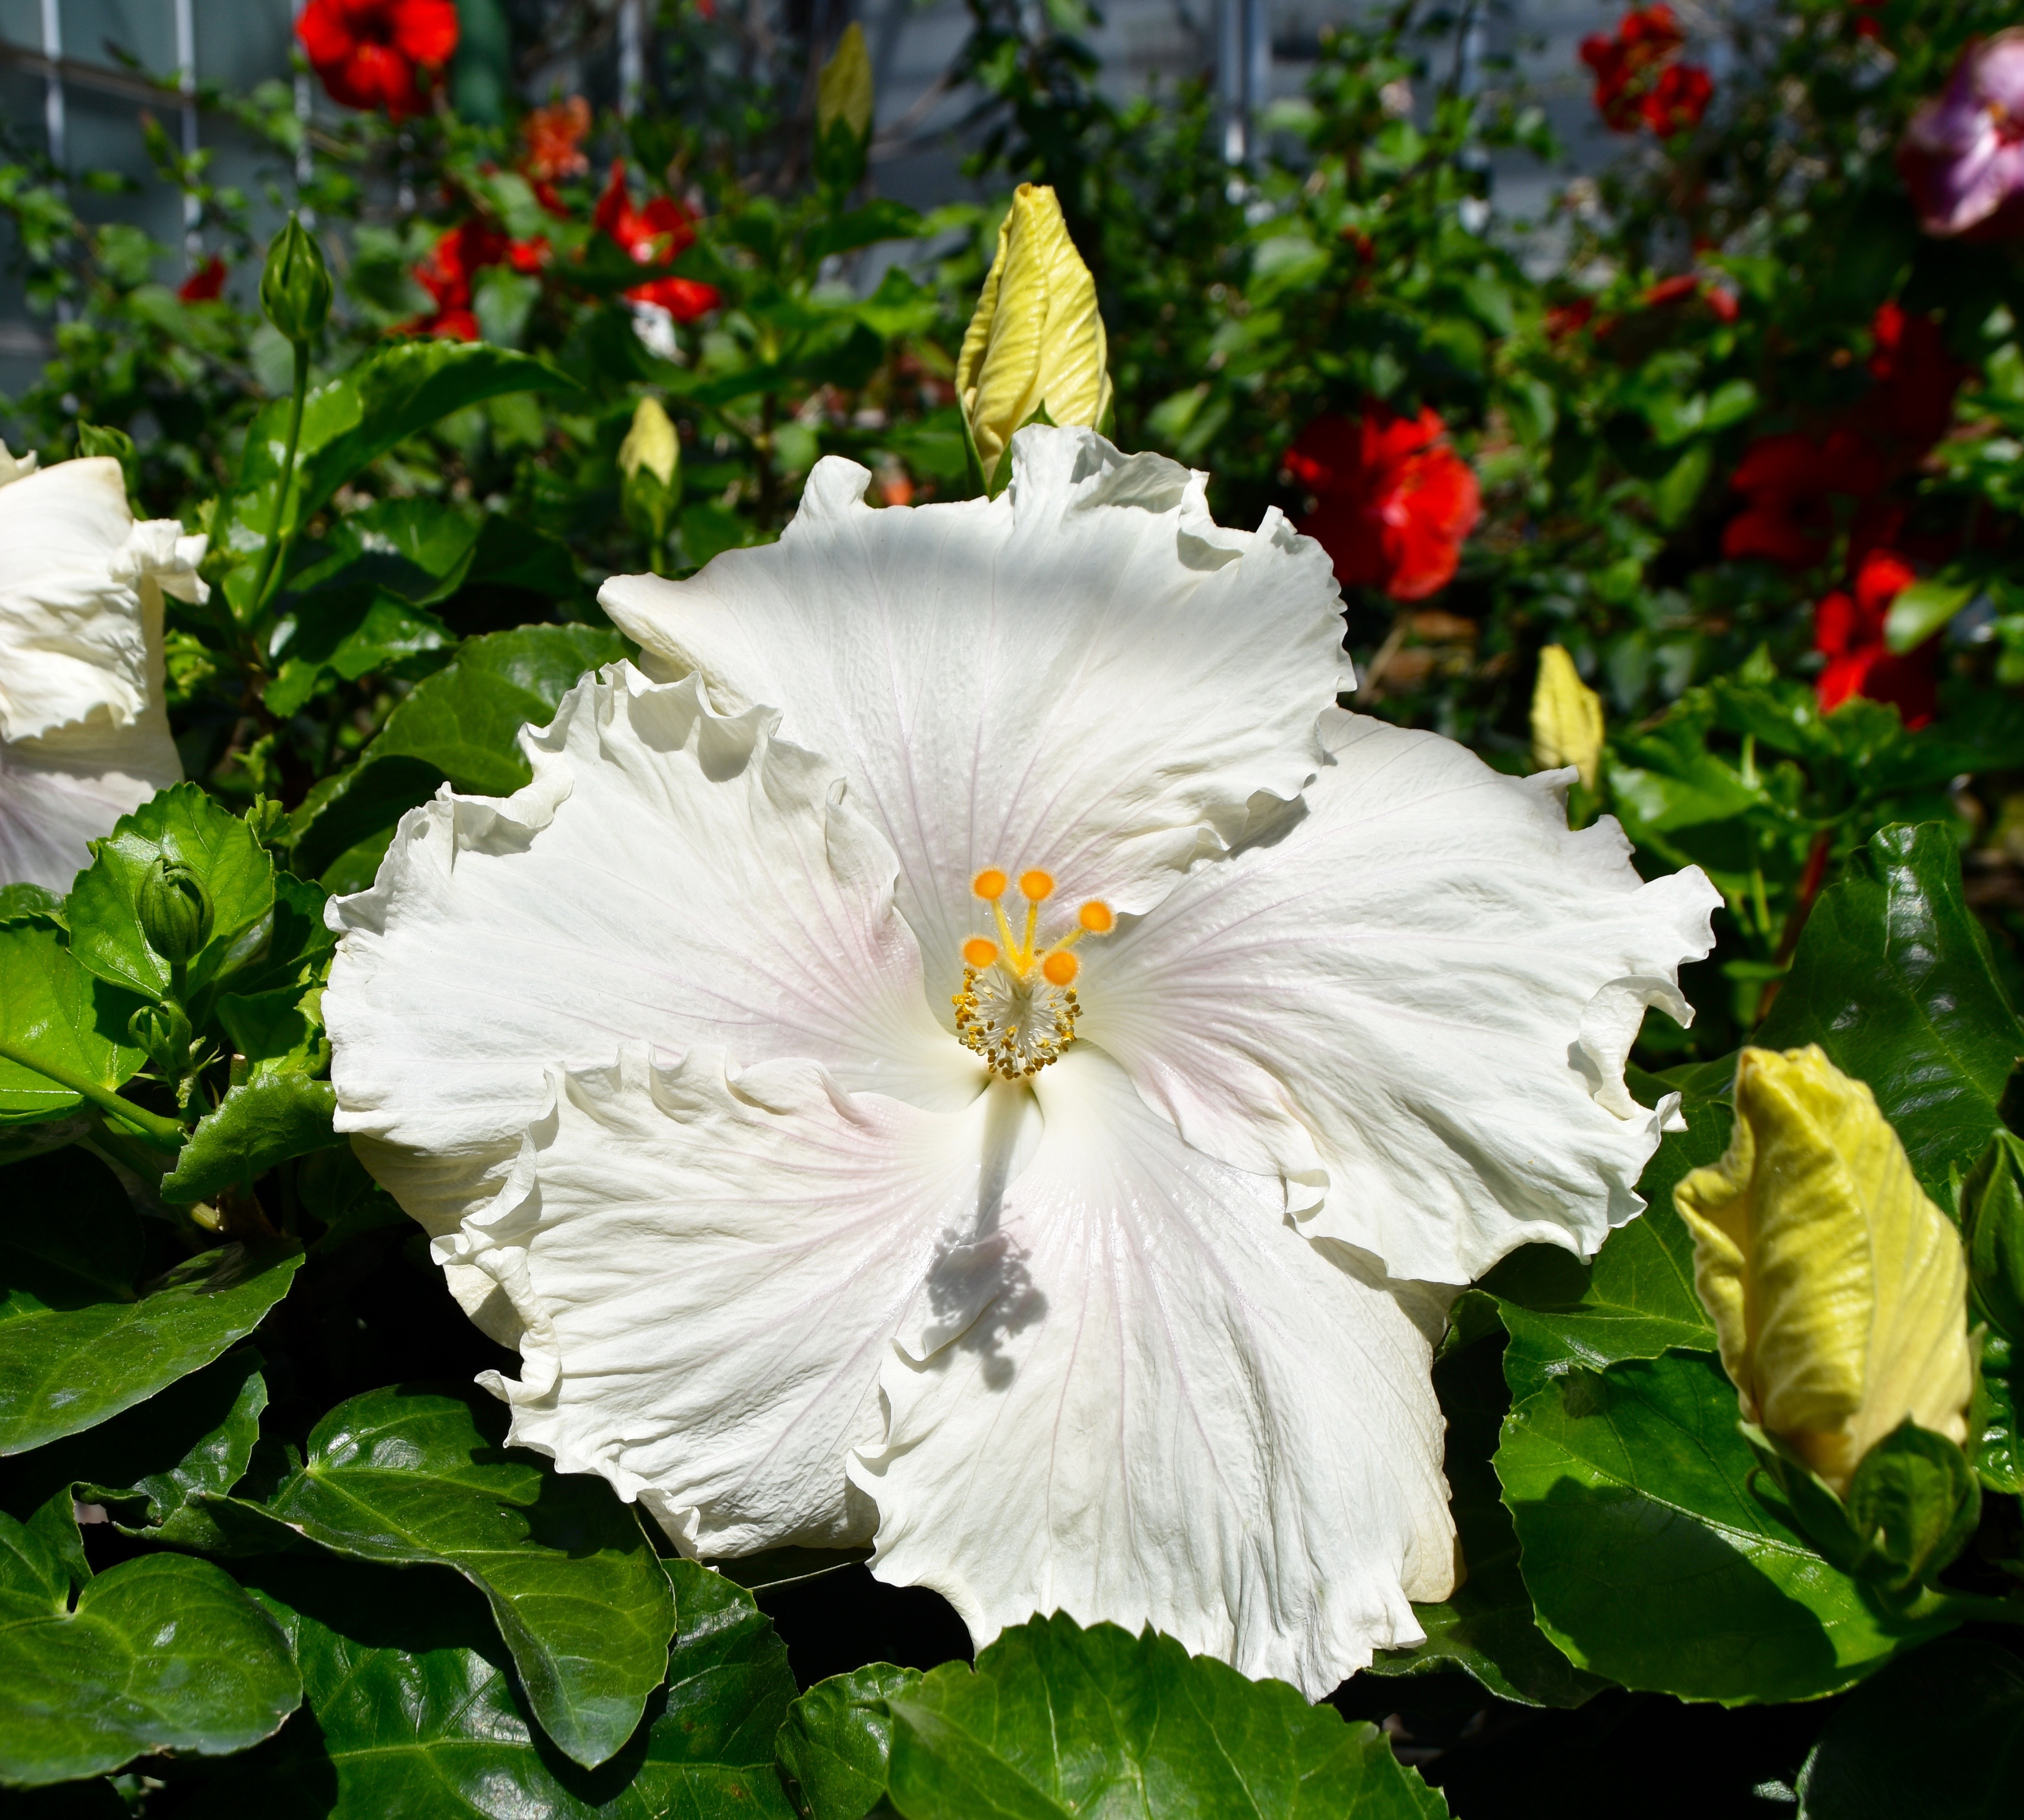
[293,0,314,204]
[1245,0,1270,152]
[175,0,200,262]
[1218,0,1244,163]
[40,0,65,171]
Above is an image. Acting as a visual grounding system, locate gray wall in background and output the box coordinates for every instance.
[0,0,1651,401]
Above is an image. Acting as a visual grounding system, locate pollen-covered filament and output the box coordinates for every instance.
[952,868,1111,1080]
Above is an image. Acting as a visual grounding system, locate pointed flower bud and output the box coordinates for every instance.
[1674,1044,1973,1495]
[816,22,875,145]
[137,858,214,967]
[260,215,333,346]
[957,184,1112,491]
[618,397,681,551]
[1530,645,1605,789]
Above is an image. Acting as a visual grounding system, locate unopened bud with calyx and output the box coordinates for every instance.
[260,215,332,346]
[618,396,681,556]
[957,183,1112,495]
[1530,645,1604,791]
[1962,1130,2024,1345]
[137,859,214,967]
[814,22,875,192]
[1676,1045,1978,1591]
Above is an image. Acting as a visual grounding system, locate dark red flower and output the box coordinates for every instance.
[1285,407,1482,601]
[1722,428,1889,567]
[1641,62,1713,135]
[1865,301,1966,452]
[296,0,458,120]
[1814,548,1938,727]
[1849,0,1885,39]
[178,256,227,302]
[1545,297,1597,339]
[1580,8,1710,138]
[594,161,721,321]
[408,219,511,340]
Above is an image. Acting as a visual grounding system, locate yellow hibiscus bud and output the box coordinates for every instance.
[619,396,679,489]
[956,183,1112,490]
[816,22,875,145]
[1529,645,1604,789]
[1674,1045,1973,1495]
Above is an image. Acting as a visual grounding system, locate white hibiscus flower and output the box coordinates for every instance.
[324,427,1718,1697]
[0,450,209,892]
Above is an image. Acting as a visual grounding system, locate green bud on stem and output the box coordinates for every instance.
[138,859,214,967]
[261,215,333,346]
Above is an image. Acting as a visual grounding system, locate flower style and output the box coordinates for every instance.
[1900,31,2024,240]
[1813,548,1937,729]
[595,162,722,325]
[296,0,458,121]
[324,425,1717,1695]
[1285,406,1482,600]
[0,452,208,891]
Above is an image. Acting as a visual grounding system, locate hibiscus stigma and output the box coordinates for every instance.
[952,868,1111,1079]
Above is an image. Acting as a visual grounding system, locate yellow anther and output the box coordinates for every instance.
[973,869,1009,901]
[963,937,999,969]
[1019,870,1055,902]
[1077,900,1113,934]
[1041,951,1078,987]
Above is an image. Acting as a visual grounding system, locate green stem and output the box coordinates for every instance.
[245,338,311,618]
[1923,1589,2024,1627]
[0,1044,186,1151]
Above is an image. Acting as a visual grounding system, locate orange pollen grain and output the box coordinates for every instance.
[973,869,1008,901]
[1077,900,1114,934]
[1041,950,1079,987]
[1020,869,1055,902]
[963,937,999,969]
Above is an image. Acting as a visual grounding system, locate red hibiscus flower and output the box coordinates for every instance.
[1285,407,1482,601]
[1580,8,1712,138]
[1814,548,1938,728]
[1722,428,1889,567]
[523,97,591,215]
[297,0,459,120]
[1866,301,1967,452]
[594,161,722,321]
[409,219,504,340]
[177,256,227,302]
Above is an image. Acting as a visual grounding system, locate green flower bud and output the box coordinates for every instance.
[619,397,682,552]
[129,1000,194,1075]
[1963,1130,2024,1345]
[260,215,333,346]
[138,859,214,967]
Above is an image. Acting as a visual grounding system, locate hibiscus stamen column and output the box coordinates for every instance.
[952,868,1111,1079]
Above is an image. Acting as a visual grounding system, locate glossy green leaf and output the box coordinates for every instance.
[1883,577,1976,655]
[215,983,327,1077]
[886,1614,1449,1819]
[160,1074,338,1203]
[1499,1352,1947,1704]
[228,1551,796,1816]
[0,1347,265,1531]
[1366,1334,1604,1707]
[0,1497,299,1788]
[0,924,146,1121]
[1796,1638,2024,1818]
[777,1663,922,1820]
[1755,824,2024,1199]
[0,885,63,928]
[224,872,336,998]
[288,755,448,884]
[1977,1335,2022,1494]
[259,1384,674,1769]
[1483,1087,1726,1399]
[367,623,627,796]
[64,784,274,1005]
[0,1147,301,1455]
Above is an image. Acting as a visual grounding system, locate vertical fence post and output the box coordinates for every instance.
[175,0,200,263]
[39,0,66,171]
[619,0,644,117]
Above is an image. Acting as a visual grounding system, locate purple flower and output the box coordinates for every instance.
[1900,30,2024,238]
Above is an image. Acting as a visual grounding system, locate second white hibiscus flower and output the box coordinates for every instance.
[324,425,1717,1697]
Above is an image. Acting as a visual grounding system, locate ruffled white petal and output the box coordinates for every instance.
[853,1045,1456,1699]
[0,456,207,745]
[0,455,200,890]
[446,1047,1014,1555]
[324,662,979,1319]
[1078,710,1721,1286]
[600,426,1352,1000]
